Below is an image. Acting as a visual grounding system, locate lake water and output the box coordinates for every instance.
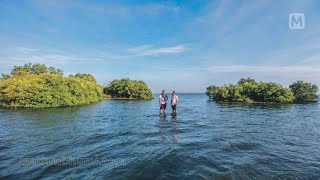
[1,93,320,179]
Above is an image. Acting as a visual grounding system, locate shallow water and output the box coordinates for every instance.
[1,93,320,179]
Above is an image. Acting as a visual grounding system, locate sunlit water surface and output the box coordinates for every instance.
[1,94,320,179]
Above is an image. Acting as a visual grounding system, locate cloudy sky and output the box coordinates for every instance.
[0,0,320,92]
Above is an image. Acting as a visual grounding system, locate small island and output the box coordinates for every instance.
[0,63,103,108]
[103,78,154,100]
[206,78,318,104]
[0,63,154,108]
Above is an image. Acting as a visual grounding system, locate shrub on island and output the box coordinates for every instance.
[206,78,318,103]
[0,63,103,108]
[104,78,154,100]
[289,81,318,102]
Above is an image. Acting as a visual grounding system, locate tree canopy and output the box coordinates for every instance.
[69,73,97,83]
[104,78,154,100]
[5,63,63,77]
[289,81,318,102]
[0,63,103,108]
[206,78,318,104]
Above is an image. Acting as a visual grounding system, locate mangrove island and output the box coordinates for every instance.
[0,63,154,108]
[206,78,318,104]
[104,78,154,100]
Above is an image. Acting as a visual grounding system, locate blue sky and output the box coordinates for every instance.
[0,0,320,93]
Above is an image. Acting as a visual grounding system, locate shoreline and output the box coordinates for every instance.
[214,100,318,104]
[215,101,284,104]
[102,97,137,100]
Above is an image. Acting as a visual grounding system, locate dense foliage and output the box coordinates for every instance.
[289,81,318,102]
[104,78,154,100]
[0,63,103,108]
[1,63,63,78]
[69,73,97,83]
[206,78,318,103]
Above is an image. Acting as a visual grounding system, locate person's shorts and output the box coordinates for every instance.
[160,104,166,110]
[172,105,176,110]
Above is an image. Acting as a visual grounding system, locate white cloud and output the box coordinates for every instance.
[90,3,180,16]
[194,0,270,37]
[15,47,39,53]
[128,44,190,56]
[128,45,153,53]
[31,0,180,17]
[0,47,105,67]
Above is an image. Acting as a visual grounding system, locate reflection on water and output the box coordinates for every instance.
[158,115,179,143]
[1,94,320,179]
[171,115,179,143]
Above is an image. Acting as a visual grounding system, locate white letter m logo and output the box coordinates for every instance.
[289,13,305,29]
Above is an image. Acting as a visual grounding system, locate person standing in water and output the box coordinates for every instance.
[159,90,168,115]
[171,91,179,115]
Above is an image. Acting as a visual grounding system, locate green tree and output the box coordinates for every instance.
[0,74,10,80]
[206,78,297,104]
[255,82,294,103]
[48,66,63,75]
[104,78,154,100]
[238,77,257,85]
[69,73,97,83]
[0,63,102,108]
[7,63,63,77]
[289,81,318,102]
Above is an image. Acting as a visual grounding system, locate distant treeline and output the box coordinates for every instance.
[0,63,153,108]
[206,78,318,103]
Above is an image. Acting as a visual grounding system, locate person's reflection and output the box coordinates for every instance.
[158,115,179,143]
[171,114,177,122]
[170,115,179,143]
[159,115,167,122]
[158,115,167,143]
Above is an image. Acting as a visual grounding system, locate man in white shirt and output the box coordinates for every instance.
[159,89,168,115]
[171,91,179,115]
